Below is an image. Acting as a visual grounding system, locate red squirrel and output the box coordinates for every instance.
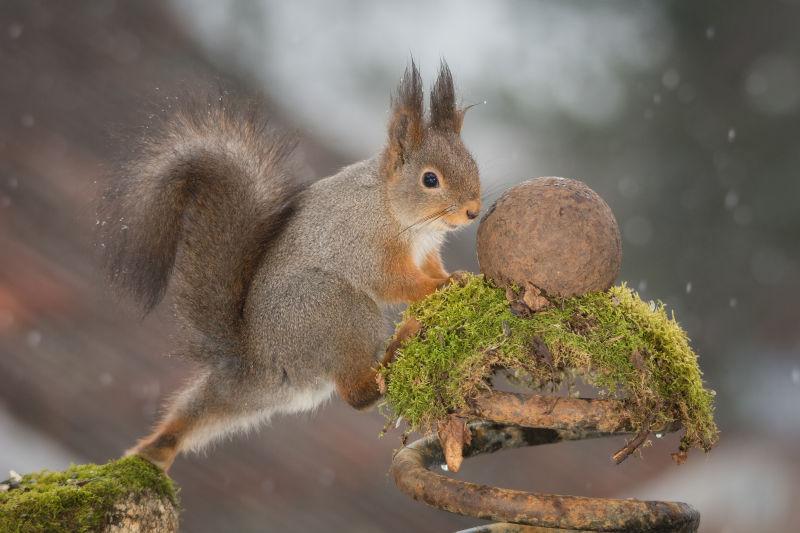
[101,61,481,470]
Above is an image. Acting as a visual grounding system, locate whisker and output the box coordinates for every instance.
[401,208,451,234]
[397,214,439,236]
[396,205,456,237]
[416,211,448,231]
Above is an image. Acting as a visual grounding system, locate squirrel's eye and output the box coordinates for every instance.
[422,172,440,188]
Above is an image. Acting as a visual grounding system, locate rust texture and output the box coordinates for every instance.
[464,391,680,440]
[466,392,628,434]
[477,177,622,297]
[458,523,583,532]
[391,394,699,533]
[455,392,679,468]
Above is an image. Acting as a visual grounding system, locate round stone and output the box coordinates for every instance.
[477,177,622,297]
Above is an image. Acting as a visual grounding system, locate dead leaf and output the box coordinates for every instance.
[630,349,647,373]
[509,300,531,317]
[437,415,471,473]
[671,450,689,465]
[530,335,553,367]
[521,283,550,311]
[567,311,598,334]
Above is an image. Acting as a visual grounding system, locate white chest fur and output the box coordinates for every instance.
[282,381,335,414]
[410,228,445,268]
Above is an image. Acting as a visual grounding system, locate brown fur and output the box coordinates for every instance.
[378,244,448,303]
[383,317,423,364]
[421,250,449,279]
[430,61,466,134]
[128,417,190,470]
[335,366,383,411]
[381,59,425,178]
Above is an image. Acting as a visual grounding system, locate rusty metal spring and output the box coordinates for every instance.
[390,392,699,532]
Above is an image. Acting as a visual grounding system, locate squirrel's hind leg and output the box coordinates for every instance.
[127,414,189,471]
[127,370,273,471]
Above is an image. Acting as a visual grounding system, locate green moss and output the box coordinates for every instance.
[0,456,178,533]
[381,274,718,456]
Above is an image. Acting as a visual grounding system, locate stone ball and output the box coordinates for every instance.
[477,177,622,297]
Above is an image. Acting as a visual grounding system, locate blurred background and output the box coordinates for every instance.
[1,1,798,531]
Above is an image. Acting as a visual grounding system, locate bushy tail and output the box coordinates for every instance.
[100,97,302,357]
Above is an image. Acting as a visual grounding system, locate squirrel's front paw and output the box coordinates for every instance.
[446,270,472,286]
[382,317,423,365]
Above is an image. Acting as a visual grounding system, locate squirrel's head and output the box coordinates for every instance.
[380,60,481,234]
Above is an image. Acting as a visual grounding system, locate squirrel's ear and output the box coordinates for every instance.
[382,60,424,176]
[430,60,465,135]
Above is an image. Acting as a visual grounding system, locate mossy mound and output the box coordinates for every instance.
[0,456,178,533]
[381,274,718,457]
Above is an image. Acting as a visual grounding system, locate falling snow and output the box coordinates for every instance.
[8,23,23,39]
[724,190,739,210]
[662,68,680,90]
[26,330,42,348]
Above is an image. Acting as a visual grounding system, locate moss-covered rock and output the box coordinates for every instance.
[380,274,718,457]
[0,456,178,533]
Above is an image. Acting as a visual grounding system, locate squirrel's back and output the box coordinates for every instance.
[256,158,399,300]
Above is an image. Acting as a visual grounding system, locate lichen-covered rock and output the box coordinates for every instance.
[477,177,622,296]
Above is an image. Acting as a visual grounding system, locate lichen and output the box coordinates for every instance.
[0,456,178,533]
[380,274,718,457]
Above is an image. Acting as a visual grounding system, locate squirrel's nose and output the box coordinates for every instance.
[464,200,481,220]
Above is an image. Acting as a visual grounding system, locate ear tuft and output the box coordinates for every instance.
[383,59,424,175]
[430,60,464,134]
[395,59,424,124]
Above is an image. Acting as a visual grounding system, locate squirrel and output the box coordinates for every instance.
[100,60,481,471]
